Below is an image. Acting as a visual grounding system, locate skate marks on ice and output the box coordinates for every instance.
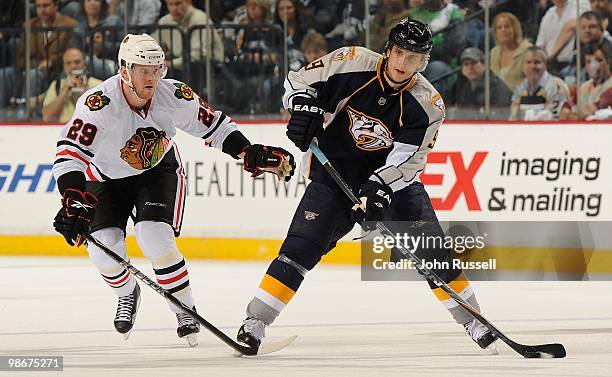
[1,257,611,376]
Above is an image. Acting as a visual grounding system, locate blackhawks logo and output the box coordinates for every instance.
[174,83,194,101]
[85,91,111,111]
[120,127,169,170]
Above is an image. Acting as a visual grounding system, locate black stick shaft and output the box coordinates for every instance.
[84,234,256,356]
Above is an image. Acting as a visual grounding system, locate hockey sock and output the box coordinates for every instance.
[247,255,308,325]
[430,272,481,325]
[101,267,136,296]
[153,253,194,313]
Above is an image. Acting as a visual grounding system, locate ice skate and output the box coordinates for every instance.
[114,283,141,340]
[464,318,498,353]
[176,308,200,347]
[236,317,266,353]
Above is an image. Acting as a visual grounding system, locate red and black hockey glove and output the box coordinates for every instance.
[243,144,296,182]
[286,96,325,152]
[352,180,392,231]
[53,188,98,246]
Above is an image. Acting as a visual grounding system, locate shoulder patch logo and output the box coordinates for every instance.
[120,127,169,170]
[332,46,356,62]
[85,91,110,111]
[346,106,393,151]
[173,83,194,101]
[430,92,445,114]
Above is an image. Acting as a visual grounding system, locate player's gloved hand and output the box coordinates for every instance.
[243,144,296,182]
[53,188,98,246]
[286,96,325,152]
[352,180,392,231]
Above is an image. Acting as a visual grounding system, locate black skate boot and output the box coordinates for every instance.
[114,283,141,339]
[176,307,200,347]
[236,317,266,352]
[464,318,498,350]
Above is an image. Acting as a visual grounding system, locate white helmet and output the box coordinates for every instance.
[118,33,165,70]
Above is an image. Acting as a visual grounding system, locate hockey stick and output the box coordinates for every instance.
[309,141,566,359]
[84,234,296,356]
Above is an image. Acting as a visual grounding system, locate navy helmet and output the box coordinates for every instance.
[384,18,433,55]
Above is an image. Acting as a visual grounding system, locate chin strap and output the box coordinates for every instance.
[120,68,149,102]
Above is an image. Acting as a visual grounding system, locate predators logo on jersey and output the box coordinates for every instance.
[120,127,169,170]
[174,83,194,101]
[347,106,393,151]
[85,91,111,111]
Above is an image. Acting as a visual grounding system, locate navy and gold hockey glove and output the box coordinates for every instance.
[53,188,98,246]
[353,180,392,231]
[243,144,296,181]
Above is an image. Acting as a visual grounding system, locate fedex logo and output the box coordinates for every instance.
[421,152,488,211]
[0,164,56,193]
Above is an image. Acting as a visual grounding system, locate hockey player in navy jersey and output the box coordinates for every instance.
[236,18,498,353]
[52,34,295,346]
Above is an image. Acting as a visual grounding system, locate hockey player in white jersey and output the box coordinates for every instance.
[52,34,295,346]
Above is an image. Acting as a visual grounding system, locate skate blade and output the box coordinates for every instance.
[122,330,132,340]
[485,341,499,355]
[233,335,297,357]
[185,334,198,348]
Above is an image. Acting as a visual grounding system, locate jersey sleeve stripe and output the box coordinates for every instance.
[56,140,95,158]
[55,149,90,165]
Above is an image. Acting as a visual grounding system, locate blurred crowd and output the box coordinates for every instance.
[1,0,611,121]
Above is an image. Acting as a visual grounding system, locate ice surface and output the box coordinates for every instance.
[1,257,610,376]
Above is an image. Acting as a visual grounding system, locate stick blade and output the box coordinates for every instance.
[258,335,297,355]
[233,335,297,357]
[522,343,566,359]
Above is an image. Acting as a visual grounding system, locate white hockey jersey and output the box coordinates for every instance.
[52,75,238,182]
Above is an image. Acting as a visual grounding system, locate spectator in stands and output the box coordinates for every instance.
[510,46,570,120]
[236,0,281,67]
[273,0,315,71]
[73,0,123,37]
[407,0,466,97]
[447,47,513,107]
[536,0,591,75]
[408,0,465,54]
[560,11,612,84]
[297,0,337,34]
[560,43,612,119]
[71,0,123,80]
[156,0,224,79]
[325,0,365,50]
[301,31,328,63]
[42,47,102,122]
[0,1,25,71]
[490,12,533,92]
[0,0,78,108]
[580,11,612,50]
[108,0,161,27]
[229,0,283,114]
[589,0,612,34]
[367,0,411,54]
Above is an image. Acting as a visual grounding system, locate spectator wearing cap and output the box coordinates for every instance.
[447,47,513,107]
[510,46,570,120]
